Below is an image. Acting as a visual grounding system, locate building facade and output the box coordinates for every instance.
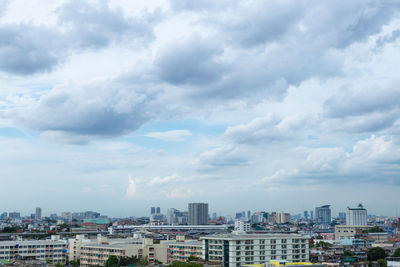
[188,203,208,225]
[315,205,331,226]
[0,238,67,264]
[234,220,251,232]
[346,204,367,226]
[35,207,42,221]
[164,237,202,263]
[201,233,310,267]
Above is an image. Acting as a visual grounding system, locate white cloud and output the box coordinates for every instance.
[125,177,137,199]
[145,130,192,142]
[147,173,180,186]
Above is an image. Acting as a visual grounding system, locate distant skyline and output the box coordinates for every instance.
[1,0,400,217]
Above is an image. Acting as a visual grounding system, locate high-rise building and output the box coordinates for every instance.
[304,211,309,220]
[315,205,331,225]
[275,211,291,224]
[156,207,161,214]
[151,207,156,215]
[35,207,42,220]
[338,212,346,220]
[188,203,208,225]
[8,212,20,220]
[247,210,251,220]
[310,210,314,220]
[346,204,367,225]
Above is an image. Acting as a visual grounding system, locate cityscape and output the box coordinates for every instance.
[1,203,400,266]
[1,0,400,267]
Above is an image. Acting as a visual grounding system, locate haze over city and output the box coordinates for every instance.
[1,0,400,218]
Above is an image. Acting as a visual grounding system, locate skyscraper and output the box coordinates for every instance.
[346,204,367,225]
[151,207,155,215]
[188,203,208,225]
[35,207,42,220]
[156,207,161,214]
[315,205,331,225]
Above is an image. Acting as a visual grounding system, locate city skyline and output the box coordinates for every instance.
[1,1,400,217]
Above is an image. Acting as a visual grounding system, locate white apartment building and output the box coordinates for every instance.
[201,233,309,267]
[0,237,67,264]
[234,220,251,232]
[346,204,367,226]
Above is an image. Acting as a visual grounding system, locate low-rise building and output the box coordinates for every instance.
[162,237,202,263]
[334,225,372,240]
[0,237,67,264]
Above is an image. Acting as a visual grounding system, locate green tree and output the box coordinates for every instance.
[367,247,386,261]
[343,250,354,257]
[167,261,203,267]
[105,255,120,267]
[69,260,80,267]
[393,248,400,257]
[377,259,387,267]
[367,226,384,233]
[187,255,199,262]
[54,263,63,267]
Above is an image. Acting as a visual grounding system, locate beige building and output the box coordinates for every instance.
[79,238,167,266]
[335,225,372,240]
[275,212,291,224]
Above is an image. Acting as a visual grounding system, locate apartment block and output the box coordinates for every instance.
[201,233,310,267]
[0,238,67,264]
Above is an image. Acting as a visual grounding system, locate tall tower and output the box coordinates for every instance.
[315,205,331,225]
[35,207,42,220]
[188,203,208,225]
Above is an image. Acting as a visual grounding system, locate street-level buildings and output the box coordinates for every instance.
[200,233,310,267]
[335,225,372,240]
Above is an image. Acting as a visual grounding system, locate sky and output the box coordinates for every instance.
[0,0,400,218]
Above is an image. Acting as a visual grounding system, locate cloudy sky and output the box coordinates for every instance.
[1,0,400,218]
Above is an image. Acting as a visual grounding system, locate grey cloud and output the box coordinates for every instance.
[376,29,400,48]
[11,80,154,140]
[169,0,231,12]
[0,0,158,76]
[324,81,400,118]
[57,0,155,49]
[0,25,65,75]
[199,145,248,171]
[155,37,226,86]
[0,0,9,18]
[223,115,308,145]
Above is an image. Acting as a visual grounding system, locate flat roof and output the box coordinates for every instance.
[200,233,309,240]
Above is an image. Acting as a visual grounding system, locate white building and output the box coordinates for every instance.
[234,220,251,232]
[346,204,367,226]
[200,233,309,267]
[0,236,67,264]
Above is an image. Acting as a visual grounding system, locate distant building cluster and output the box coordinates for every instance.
[0,202,399,267]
